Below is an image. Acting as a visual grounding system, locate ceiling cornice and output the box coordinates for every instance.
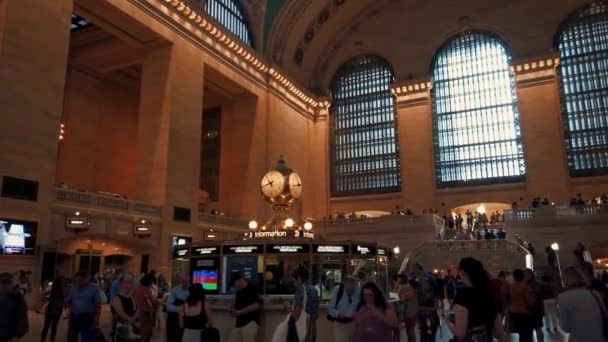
[131,0,323,120]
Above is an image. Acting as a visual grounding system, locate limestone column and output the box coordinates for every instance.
[0,0,72,254]
[514,55,570,203]
[135,41,204,271]
[390,80,436,213]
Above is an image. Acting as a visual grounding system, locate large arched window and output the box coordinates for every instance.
[205,0,253,47]
[557,2,608,176]
[330,56,401,196]
[431,32,525,188]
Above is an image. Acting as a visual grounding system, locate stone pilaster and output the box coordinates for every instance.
[513,54,571,203]
[390,79,436,212]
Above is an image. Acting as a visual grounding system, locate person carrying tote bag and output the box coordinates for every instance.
[271,284,308,342]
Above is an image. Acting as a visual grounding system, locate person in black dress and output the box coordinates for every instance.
[41,276,65,342]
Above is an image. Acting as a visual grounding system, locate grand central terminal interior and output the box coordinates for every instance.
[1,0,608,341]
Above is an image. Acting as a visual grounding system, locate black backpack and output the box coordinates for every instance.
[326,284,345,322]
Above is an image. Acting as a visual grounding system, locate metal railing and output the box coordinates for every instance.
[55,188,161,217]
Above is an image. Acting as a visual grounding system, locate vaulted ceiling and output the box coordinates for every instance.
[260,0,587,94]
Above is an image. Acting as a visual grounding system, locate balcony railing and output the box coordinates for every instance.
[400,239,530,273]
[316,214,438,228]
[55,188,161,217]
[198,212,248,228]
[504,204,608,224]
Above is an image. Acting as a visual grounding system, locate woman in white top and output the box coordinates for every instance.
[557,267,608,342]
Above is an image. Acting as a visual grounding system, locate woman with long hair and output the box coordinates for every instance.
[446,257,504,341]
[41,276,66,342]
[558,267,608,342]
[507,269,535,342]
[179,283,213,342]
[352,282,399,342]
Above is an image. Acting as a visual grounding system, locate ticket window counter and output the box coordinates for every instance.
[263,244,311,295]
[171,247,190,285]
[312,244,351,301]
[351,245,390,294]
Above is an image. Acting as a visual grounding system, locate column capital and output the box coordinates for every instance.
[314,97,331,122]
[390,78,432,109]
[512,53,561,88]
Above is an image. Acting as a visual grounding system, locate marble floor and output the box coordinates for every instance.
[26,308,567,342]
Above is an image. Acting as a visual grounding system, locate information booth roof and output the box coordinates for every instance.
[177,240,390,259]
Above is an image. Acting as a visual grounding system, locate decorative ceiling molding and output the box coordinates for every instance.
[138,0,320,118]
[293,0,346,66]
[266,0,312,64]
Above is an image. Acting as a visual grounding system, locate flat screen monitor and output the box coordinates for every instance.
[192,270,218,291]
[0,219,37,255]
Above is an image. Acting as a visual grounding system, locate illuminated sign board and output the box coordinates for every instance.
[191,246,220,256]
[66,217,88,230]
[377,247,387,256]
[351,244,376,256]
[313,244,349,254]
[266,244,310,254]
[248,230,314,239]
[173,248,189,258]
[223,245,263,254]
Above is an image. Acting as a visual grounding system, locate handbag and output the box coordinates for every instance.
[461,325,490,342]
[116,322,141,341]
[201,326,220,342]
[271,286,309,342]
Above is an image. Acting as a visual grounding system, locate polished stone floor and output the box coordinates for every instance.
[26,306,568,342]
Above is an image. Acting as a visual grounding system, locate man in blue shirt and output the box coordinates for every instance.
[109,270,122,307]
[327,276,360,342]
[66,272,101,342]
[165,273,189,342]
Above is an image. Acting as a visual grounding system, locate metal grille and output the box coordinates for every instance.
[200,107,222,201]
[557,2,608,176]
[431,32,525,188]
[71,13,91,32]
[330,56,401,196]
[205,0,253,47]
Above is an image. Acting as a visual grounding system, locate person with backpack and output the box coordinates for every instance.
[327,276,360,342]
[558,267,608,342]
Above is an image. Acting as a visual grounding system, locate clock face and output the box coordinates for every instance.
[260,170,286,198]
[288,173,302,200]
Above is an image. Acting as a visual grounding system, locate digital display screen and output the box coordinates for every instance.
[192,270,218,291]
[172,235,192,248]
[0,219,37,255]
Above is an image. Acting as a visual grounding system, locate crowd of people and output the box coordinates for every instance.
[3,256,608,342]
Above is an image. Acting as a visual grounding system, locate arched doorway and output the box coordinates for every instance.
[50,234,152,281]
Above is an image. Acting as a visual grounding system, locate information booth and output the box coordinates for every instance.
[172,240,390,297]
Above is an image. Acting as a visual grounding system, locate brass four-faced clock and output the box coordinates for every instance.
[260,157,302,209]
